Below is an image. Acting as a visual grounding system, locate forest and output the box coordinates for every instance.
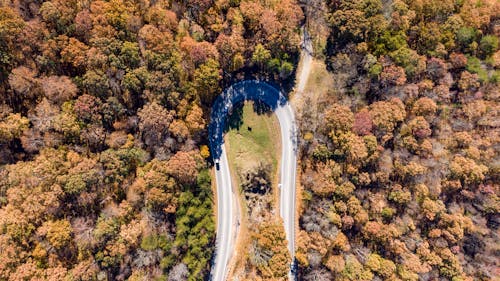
[0,0,499,280]
[296,0,499,280]
[0,0,302,280]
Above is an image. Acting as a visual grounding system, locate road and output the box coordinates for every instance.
[275,104,298,280]
[209,81,298,281]
[212,145,236,281]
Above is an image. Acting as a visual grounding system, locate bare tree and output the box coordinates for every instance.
[168,263,189,281]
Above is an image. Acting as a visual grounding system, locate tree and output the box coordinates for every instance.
[169,120,189,142]
[353,108,373,136]
[251,44,271,69]
[341,254,373,280]
[167,151,199,185]
[82,70,110,98]
[0,7,24,77]
[456,27,477,51]
[53,102,80,142]
[459,0,497,29]
[120,41,141,69]
[380,64,407,86]
[449,53,468,69]
[39,0,77,34]
[305,160,341,196]
[180,36,219,68]
[185,104,205,134]
[426,57,447,81]
[325,255,345,273]
[137,102,174,148]
[0,112,28,143]
[168,263,189,281]
[173,170,215,279]
[61,37,88,68]
[214,33,245,71]
[74,94,102,124]
[449,155,488,185]
[74,9,92,40]
[407,116,432,139]
[338,132,368,163]
[370,98,406,136]
[147,187,177,213]
[8,66,40,106]
[37,219,72,250]
[324,103,354,133]
[192,58,221,105]
[366,253,396,278]
[251,221,290,279]
[412,97,436,117]
[41,76,78,105]
[421,197,445,221]
[479,35,499,58]
[458,71,480,93]
[138,24,173,56]
[329,0,385,44]
[389,46,426,78]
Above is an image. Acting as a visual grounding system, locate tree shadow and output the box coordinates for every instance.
[225,101,244,132]
[253,99,272,116]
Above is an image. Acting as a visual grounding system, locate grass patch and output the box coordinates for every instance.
[304,59,334,97]
[225,101,280,178]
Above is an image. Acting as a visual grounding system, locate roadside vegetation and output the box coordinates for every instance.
[224,101,290,279]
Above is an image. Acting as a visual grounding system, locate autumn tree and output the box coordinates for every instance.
[251,221,290,279]
[449,155,488,185]
[324,103,354,133]
[41,76,78,105]
[370,98,406,141]
[167,151,199,185]
[0,113,29,143]
[38,219,73,250]
[192,58,221,105]
[353,108,373,136]
[138,102,174,148]
[0,7,24,78]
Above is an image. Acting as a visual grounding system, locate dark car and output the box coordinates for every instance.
[215,160,220,170]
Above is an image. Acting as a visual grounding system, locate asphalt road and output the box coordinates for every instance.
[212,145,236,281]
[209,81,297,281]
[275,104,298,280]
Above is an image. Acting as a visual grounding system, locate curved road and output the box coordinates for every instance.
[209,81,298,281]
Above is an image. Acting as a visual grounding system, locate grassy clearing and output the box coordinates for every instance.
[225,101,280,178]
[304,59,334,99]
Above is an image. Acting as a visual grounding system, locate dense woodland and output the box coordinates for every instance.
[297,0,499,280]
[0,0,302,280]
[0,0,499,280]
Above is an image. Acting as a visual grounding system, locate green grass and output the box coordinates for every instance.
[225,101,280,180]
